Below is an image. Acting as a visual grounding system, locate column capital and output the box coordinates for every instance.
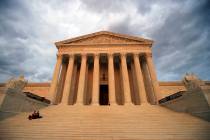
[145,53,152,58]
[94,53,100,58]
[56,53,63,58]
[81,53,87,57]
[108,53,114,57]
[67,53,75,58]
[121,52,127,57]
[133,53,140,57]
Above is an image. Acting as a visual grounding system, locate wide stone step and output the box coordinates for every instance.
[0,105,210,140]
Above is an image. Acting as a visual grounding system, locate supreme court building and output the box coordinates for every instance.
[49,31,162,105]
[1,31,210,140]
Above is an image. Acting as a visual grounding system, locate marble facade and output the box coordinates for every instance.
[49,31,162,105]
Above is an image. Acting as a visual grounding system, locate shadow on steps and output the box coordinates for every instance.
[0,91,50,121]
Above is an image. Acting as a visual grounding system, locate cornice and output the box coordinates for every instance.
[55,31,154,48]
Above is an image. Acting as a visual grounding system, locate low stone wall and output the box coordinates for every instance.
[159,81,187,97]
[23,83,50,99]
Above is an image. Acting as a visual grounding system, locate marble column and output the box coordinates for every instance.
[108,53,116,105]
[49,54,62,104]
[145,53,162,103]
[121,53,132,104]
[61,54,75,104]
[56,62,67,103]
[92,54,99,105]
[133,53,148,104]
[76,54,87,105]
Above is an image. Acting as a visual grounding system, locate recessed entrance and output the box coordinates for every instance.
[99,85,109,105]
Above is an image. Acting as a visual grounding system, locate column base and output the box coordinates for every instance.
[140,102,150,106]
[109,103,117,106]
[124,102,134,106]
[74,103,84,106]
[59,103,69,106]
[51,102,58,105]
[91,103,99,106]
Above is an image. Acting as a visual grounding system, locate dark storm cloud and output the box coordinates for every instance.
[0,0,54,82]
[80,0,124,13]
[0,1,29,39]
[80,0,155,14]
[134,0,156,14]
[151,0,210,80]
[0,1,31,80]
[106,0,210,80]
[108,16,135,35]
[0,0,210,82]
[0,36,37,80]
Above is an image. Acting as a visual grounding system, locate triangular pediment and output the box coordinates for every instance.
[55,31,153,46]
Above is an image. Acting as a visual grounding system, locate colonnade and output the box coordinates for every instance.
[48,53,161,105]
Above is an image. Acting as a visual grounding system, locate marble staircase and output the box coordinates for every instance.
[0,104,210,140]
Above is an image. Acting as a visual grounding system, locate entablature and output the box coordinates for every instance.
[58,45,152,55]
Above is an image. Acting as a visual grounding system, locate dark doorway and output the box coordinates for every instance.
[99,85,109,105]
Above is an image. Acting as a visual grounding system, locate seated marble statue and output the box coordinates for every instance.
[5,75,27,94]
[182,73,205,91]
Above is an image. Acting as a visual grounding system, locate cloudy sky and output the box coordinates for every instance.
[0,0,210,82]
